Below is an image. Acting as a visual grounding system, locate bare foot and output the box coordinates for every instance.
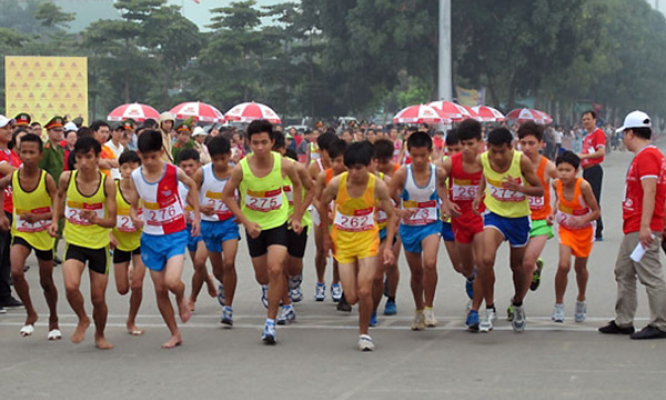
[126,322,145,336]
[95,334,114,350]
[179,299,192,323]
[70,318,91,344]
[161,333,182,349]
[206,274,217,298]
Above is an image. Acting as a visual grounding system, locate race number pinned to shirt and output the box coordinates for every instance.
[528,195,545,210]
[487,177,525,202]
[205,190,234,220]
[143,196,184,227]
[245,188,283,212]
[283,185,294,206]
[15,207,50,233]
[451,178,479,201]
[402,200,438,225]
[116,207,140,233]
[334,207,375,232]
[66,201,104,226]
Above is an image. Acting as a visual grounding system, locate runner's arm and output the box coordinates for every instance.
[91,175,117,228]
[375,179,397,264]
[516,154,544,197]
[222,164,250,226]
[283,159,303,227]
[177,167,201,236]
[319,176,339,231]
[579,180,601,224]
[0,161,15,177]
[297,163,315,215]
[312,171,326,214]
[387,167,406,204]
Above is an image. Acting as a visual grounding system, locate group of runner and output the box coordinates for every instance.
[2,108,666,352]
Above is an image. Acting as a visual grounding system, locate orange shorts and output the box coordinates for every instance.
[558,226,594,258]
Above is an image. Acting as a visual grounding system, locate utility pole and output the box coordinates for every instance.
[438,0,452,101]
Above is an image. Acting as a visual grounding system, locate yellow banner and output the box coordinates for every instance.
[456,86,483,107]
[5,56,88,125]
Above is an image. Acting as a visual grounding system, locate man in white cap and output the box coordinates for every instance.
[192,127,211,164]
[599,111,666,340]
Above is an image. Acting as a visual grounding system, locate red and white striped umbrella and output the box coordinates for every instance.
[428,100,471,121]
[462,106,482,121]
[506,108,553,124]
[107,103,160,122]
[225,102,281,124]
[169,101,226,123]
[472,106,506,122]
[393,104,450,124]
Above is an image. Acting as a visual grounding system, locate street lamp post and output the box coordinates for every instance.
[438,0,452,101]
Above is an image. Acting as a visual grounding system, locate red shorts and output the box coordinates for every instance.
[451,211,484,244]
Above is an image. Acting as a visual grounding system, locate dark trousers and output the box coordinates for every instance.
[0,211,13,302]
[583,165,604,238]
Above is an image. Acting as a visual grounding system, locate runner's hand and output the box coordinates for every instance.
[323,232,333,258]
[546,214,555,226]
[48,222,58,238]
[201,204,214,216]
[191,219,201,237]
[448,202,462,218]
[383,247,395,265]
[245,221,262,239]
[291,219,303,234]
[20,212,37,223]
[80,209,98,224]
[472,197,482,216]
[109,235,118,250]
[501,175,521,192]
[131,216,144,230]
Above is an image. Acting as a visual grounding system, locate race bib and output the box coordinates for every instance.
[334,207,375,232]
[283,185,294,206]
[376,209,387,224]
[557,206,591,230]
[402,200,438,225]
[205,190,234,220]
[143,196,184,227]
[488,185,525,202]
[15,207,50,233]
[451,181,478,201]
[116,207,140,233]
[245,188,283,212]
[66,201,104,226]
[528,195,545,210]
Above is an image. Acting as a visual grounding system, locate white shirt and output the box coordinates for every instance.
[105,140,124,180]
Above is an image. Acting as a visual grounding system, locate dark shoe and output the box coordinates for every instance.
[0,297,24,309]
[54,256,62,265]
[0,306,6,314]
[336,296,352,312]
[599,320,634,335]
[595,236,604,242]
[630,325,666,340]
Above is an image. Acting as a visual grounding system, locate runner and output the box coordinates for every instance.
[389,132,448,330]
[507,121,558,321]
[549,151,600,322]
[221,119,304,344]
[309,132,343,302]
[439,121,485,331]
[472,127,544,333]
[320,141,397,351]
[371,139,401,318]
[272,131,314,324]
[129,130,198,349]
[110,150,146,336]
[0,134,59,339]
[49,136,117,349]
[176,149,215,312]
[194,136,241,327]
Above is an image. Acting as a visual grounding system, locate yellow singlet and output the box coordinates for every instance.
[11,170,55,251]
[63,170,111,249]
[112,181,142,252]
[480,150,530,218]
[239,151,288,230]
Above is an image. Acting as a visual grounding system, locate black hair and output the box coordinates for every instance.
[29,122,41,128]
[328,138,347,160]
[555,150,580,169]
[445,129,459,146]
[246,119,274,141]
[630,127,652,140]
[487,128,513,147]
[76,127,93,139]
[119,150,141,166]
[517,121,544,141]
[75,136,102,156]
[317,132,338,152]
[285,149,298,161]
[582,110,596,120]
[272,131,286,150]
[457,119,482,141]
[89,120,109,132]
[9,127,29,150]
[406,126,418,134]
[179,148,200,163]
[344,141,372,167]
[407,131,433,151]
[18,133,43,152]
[373,139,394,161]
[137,130,163,153]
[208,136,231,157]
[143,118,158,129]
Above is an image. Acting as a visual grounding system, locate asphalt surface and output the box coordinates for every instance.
[1,142,665,399]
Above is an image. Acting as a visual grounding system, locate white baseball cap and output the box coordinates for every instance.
[616,110,651,133]
[64,122,78,132]
[0,115,16,128]
[192,126,207,137]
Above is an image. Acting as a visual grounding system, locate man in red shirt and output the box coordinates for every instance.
[0,115,23,311]
[599,111,666,340]
[577,111,606,240]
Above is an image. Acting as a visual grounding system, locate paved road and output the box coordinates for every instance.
[1,144,665,399]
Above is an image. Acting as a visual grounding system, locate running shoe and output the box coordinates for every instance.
[411,310,426,331]
[336,295,352,312]
[314,282,325,302]
[0,306,6,315]
[512,304,526,332]
[370,312,378,327]
[552,304,565,323]
[424,307,438,327]
[217,284,225,306]
[574,300,587,323]
[383,300,397,316]
[383,279,390,297]
[261,284,269,309]
[506,304,515,322]
[357,334,375,351]
[261,320,276,344]
[221,306,233,326]
[466,310,479,332]
[465,276,474,300]
[530,258,544,291]
[479,307,496,332]
[289,275,303,303]
[277,304,296,325]
[331,283,343,302]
